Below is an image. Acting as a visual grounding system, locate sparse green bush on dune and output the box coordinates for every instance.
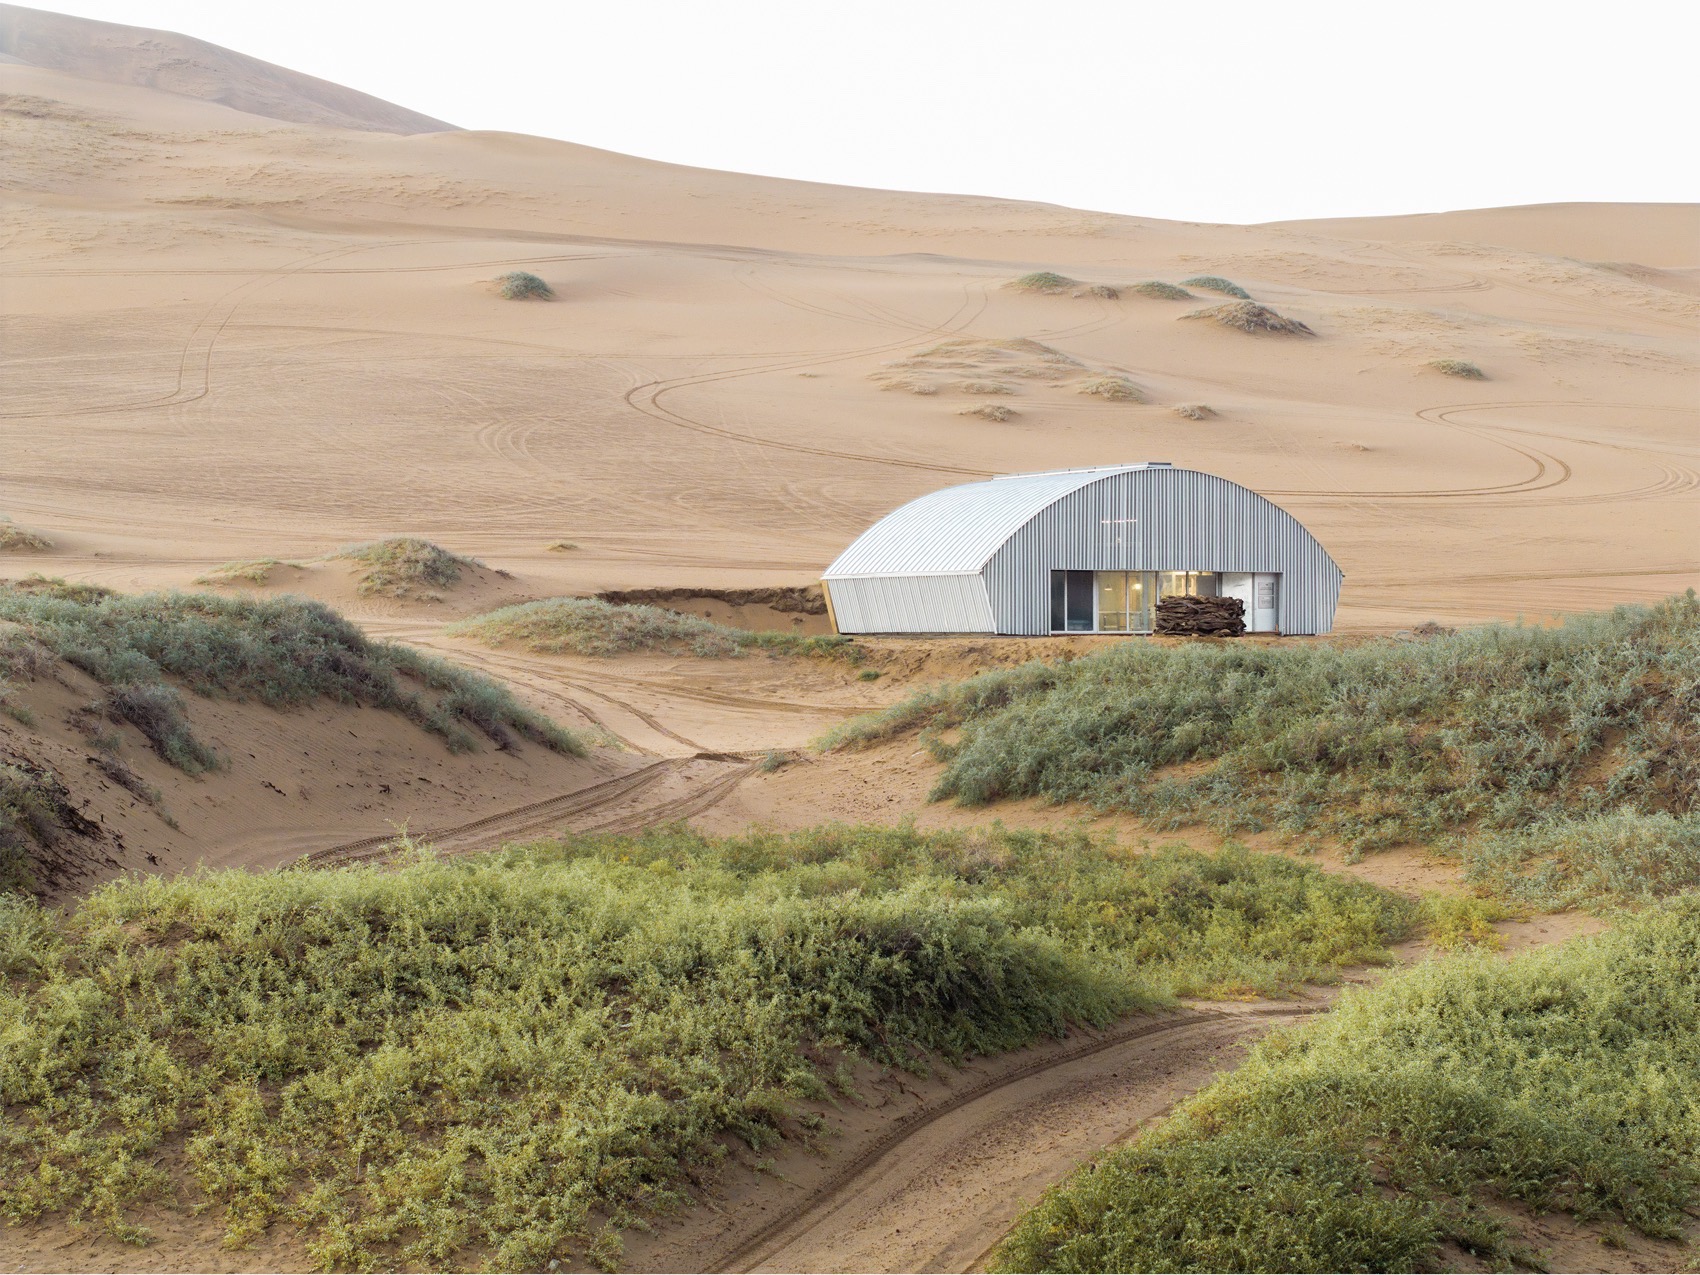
[1127,281,1194,300]
[0,826,1412,1268]
[332,537,478,599]
[1427,357,1486,378]
[495,270,554,300]
[994,898,1700,1273]
[822,595,1700,866]
[449,596,852,659]
[0,585,580,769]
[193,557,293,586]
[1181,274,1252,299]
[1008,271,1078,293]
[0,518,52,552]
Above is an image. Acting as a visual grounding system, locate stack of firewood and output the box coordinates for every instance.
[1154,594,1246,637]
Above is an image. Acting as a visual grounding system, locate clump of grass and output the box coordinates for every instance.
[960,404,1017,422]
[993,899,1700,1272]
[332,538,478,599]
[1127,281,1193,300]
[1076,377,1147,403]
[819,595,1700,863]
[0,519,51,552]
[1458,811,1700,910]
[1172,402,1216,420]
[1415,892,1517,951]
[1076,284,1119,300]
[448,597,853,660]
[957,380,1013,395]
[1183,301,1315,336]
[0,574,112,603]
[1180,275,1251,299]
[546,540,580,552]
[0,826,1413,1267]
[877,375,940,395]
[1008,271,1078,293]
[496,270,554,300]
[1427,358,1486,379]
[0,585,580,769]
[193,558,293,587]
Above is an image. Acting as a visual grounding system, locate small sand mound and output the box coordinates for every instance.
[332,538,484,600]
[959,404,1017,422]
[1127,281,1193,300]
[1074,284,1119,300]
[1173,403,1216,420]
[1426,358,1486,379]
[0,519,52,552]
[1181,275,1252,299]
[1183,302,1315,336]
[1077,377,1146,403]
[1007,271,1077,293]
[194,558,303,587]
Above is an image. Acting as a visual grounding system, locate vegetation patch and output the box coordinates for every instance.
[1173,402,1216,420]
[331,538,480,600]
[545,540,580,552]
[1076,284,1119,300]
[1427,357,1486,378]
[0,826,1413,1268]
[1183,301,1316,336]
[1127,281,1194,300]
[1008,271,1078,293]
[960,404,1017,422]
[956,380,1014,395]
[1458,810,1700,910]
[821,596,1700,862]
[1076,377,1147,403]
[495,270,554,300]
[448,597,851,659]
[1180,274,1252,299]
[193,558,295,587]
[993,899,1700,1272]
[0,519,51,553]
[0,585,579,771]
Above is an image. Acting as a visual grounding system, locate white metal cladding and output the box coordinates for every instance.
[824,463,1341,635]
[824,574,995,633]
[984,467,1342,635]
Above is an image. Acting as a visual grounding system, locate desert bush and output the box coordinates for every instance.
[956,380,1013,395]
[496,270,554,300]
[1076,284,1119,300]
[820,595,1700,860]
[448,597,851,660]
[193,558,291,586]
[332,538,477,599]
[993,898,1700,1272]
[960,404,1017,422]
[1427,357,1486,378]
[1008,271,1078,293]
[1183,301,1315,335]
[1076,377,1146,403]
[1173,402,1216,420]
[0,584,579,763]
[1458,811,1700,910]
[1127,281,1194,300]
[0,518,51,552]
[0,828,1410,1267]
[1180,275,1252,299]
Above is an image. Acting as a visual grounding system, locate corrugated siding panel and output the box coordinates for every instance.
[826,574,996,633]
[982,469,1342,635]
[823,468,1128,577]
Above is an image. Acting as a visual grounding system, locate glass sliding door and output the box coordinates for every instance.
[1050,570,1095,632]
[1092,571,1153,633]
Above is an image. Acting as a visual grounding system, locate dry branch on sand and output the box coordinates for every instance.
[1183,301,1316,336]
[1154,595,1246,637]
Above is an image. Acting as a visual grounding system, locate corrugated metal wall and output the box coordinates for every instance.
[983,468,1341,634]
[824,573,996,633]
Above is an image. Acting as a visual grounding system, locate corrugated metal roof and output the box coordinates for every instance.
[824,463,1162,577]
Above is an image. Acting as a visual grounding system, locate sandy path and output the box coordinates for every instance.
[631,1005,1316,1275]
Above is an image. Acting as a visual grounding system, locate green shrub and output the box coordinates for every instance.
[0,518,51,552]
[1181,275,1252,299]
[332,538,477,599]
[821,596,1700,860]
[496,270,554,300]
[449,597,852,660]
[993,898,1700,1272]
[1008,271,1077,293]
[1127,281,1194,300]
[0,828,1410,1267]
[1427,357,1486,378]
[0,585,580,764]
[1458,811,1700,909]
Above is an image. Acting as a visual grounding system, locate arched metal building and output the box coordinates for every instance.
[822,462,1341,636]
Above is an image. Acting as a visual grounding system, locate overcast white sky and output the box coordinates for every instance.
[29,0,1700,224]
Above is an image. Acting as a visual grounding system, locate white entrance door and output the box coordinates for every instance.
[1251,574,1280,632]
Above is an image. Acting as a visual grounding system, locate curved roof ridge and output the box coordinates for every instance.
[824,463,1163,578]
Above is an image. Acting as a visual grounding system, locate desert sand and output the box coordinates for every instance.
[1,8,1697,1271]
